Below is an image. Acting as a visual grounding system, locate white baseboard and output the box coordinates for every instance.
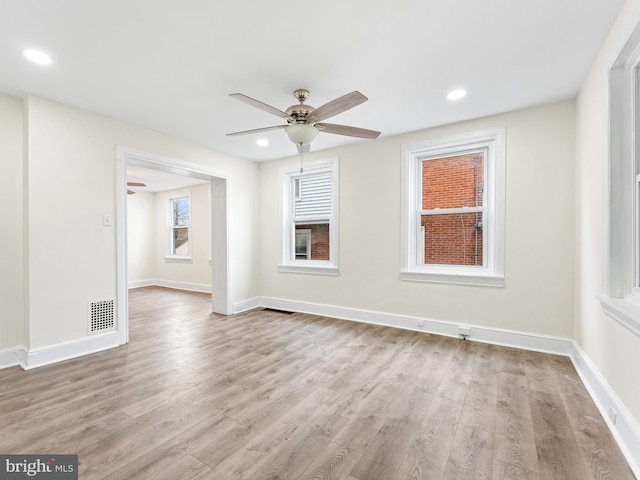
[128,279,155,289]
[233,297,261,313]
[258,296,573,355]
[21,332,120,370]
[0,346,24,369]
[571,343,640,478]
[128,279,211,293]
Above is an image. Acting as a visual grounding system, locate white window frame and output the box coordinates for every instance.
[400,128,506,286]
[600,23,640,336]
[165,192,192,263]
[278,158,339,275]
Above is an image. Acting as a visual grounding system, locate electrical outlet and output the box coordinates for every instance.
[458,326,471,340]
[417,319,425,328]
[608,407,617,425]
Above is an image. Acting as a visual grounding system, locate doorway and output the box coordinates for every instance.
[116,146,230,346]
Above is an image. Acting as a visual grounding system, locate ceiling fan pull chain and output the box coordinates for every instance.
[299,149,304,173]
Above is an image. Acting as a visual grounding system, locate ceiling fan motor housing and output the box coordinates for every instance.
[286,89,314,123]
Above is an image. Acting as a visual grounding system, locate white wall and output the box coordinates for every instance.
[127,184,212,289]
[575,0,640,424]
[23,96,259,349]
[154,184,211,287]
[259,101,576,338]
[0,94,24,349]
[127,191,156,283]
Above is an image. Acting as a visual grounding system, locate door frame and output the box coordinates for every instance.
[115,146,230,345]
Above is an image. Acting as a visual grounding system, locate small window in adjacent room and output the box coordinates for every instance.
[401,128,505,286]
[600,22,640,336]
[279,158,339,275]
[169,196,191,257]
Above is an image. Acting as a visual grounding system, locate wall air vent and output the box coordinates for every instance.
[88,299,116,334]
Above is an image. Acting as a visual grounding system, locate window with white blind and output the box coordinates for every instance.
[279,158,339,275]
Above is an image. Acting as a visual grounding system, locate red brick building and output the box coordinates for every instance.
[421,152,484,266]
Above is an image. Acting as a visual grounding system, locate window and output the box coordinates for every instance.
[168,195,191,259]
[401,128,505,286]
[600,23,640,336]
[279,158,339,275]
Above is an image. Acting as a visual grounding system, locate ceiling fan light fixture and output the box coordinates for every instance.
[286,123,319,146]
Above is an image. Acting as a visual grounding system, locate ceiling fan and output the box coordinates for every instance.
[227,89,381,153]
[127,181,146,195]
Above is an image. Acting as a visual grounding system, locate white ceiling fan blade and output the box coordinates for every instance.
[229,93,291,120]
[315,123,381,139]
[226,125,287,136]
[307,91,368,123]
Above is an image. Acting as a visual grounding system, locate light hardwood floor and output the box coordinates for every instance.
[0,286,635,479]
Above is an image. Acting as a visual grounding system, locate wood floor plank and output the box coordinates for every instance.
[492,459,541,480]
[529,389,596,479]
[0,286,633,480]
[297,441,362,480]
[443,424,494,479]
[459,342,499,432]
[493,372,540,473]
[561,391,636,479]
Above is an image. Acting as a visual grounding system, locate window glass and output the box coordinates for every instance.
[170,197,190,255]
[401,129,505,286]
[279,159,339,275]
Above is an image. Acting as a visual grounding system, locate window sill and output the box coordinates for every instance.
[599,294,640,337]
[164,256,192,264]
[399,269,505,287]
[278,263,339,276]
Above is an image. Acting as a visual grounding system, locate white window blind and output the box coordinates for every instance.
[294,172,332,218]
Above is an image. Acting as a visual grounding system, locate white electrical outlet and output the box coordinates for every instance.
[458,326,471,340]
[417,319,425,328]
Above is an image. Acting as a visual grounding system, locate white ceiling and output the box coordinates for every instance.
[127,165,209,193]
[0,0,625,162]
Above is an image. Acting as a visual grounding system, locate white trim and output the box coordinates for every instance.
[0,346,24,369]
[116,145,233,345]
[16,332,120,370]
[605,17,640,336]
[127,279,211,293]
[278,158,340,275]
[571,343,640,478]
[164,256,193,264]
[256,296,572,355]
[600,294,640,336]
[277,264,339,276]
[233,297,261,313]
[400,128,506,286]
[153,279,211,293]
[128,279,155,289]
[399,270,505,287]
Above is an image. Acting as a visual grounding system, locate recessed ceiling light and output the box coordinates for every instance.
[23,49,53,65]
[446,89,467,101]
[256,138,269,147]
